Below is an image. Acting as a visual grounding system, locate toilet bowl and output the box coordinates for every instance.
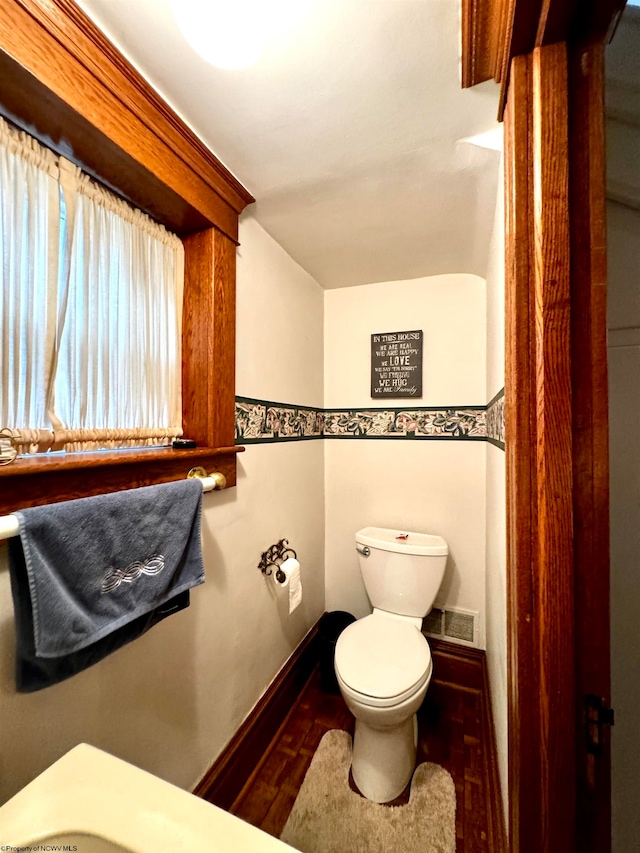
[335,610,433,802]
[334,527,447,803]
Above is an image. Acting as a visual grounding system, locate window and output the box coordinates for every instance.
[0,0,254,514]
[1,117,184,456]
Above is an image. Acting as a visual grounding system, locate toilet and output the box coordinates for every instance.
[334,526,448,803]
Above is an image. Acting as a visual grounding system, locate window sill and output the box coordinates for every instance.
[0,445,244,515]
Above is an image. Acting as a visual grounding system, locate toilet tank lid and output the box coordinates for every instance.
[356,527,448,556]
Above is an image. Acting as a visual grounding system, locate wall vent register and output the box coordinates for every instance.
[422,606,478,647]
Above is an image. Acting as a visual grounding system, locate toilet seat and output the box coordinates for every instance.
[337,662,432,709]
[335,613,432,708]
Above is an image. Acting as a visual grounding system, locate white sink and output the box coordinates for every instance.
[25,836,132,853]
[0,744,295,853]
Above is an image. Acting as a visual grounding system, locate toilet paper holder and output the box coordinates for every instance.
[259,538,298,584]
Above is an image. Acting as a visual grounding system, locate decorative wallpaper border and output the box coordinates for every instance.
[485,388,505,450]
[235,398,324,443]
[236,392,506,449]
[323,407,486,439]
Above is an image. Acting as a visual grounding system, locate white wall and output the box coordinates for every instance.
[483,164,508,822]
[0,213,325,804]
[236,216,324,406]
[607,200,640,853]
[485,163,505,399]
[324,275,487,640]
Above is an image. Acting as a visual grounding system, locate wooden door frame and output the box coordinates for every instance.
[462,2,619,850]
[504,47,576,851]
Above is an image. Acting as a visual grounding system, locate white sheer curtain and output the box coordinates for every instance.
[0,117,184,455]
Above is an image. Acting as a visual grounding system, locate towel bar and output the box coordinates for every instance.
[0,515,19,539]
[0,470,225,541]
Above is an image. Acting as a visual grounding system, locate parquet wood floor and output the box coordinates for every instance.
[229,666,491,852]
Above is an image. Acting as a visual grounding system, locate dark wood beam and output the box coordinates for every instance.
[461,0,626,117]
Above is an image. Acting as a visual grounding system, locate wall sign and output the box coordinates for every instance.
[371,330,423,398]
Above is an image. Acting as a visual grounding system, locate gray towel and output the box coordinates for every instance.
[8,479,204,691]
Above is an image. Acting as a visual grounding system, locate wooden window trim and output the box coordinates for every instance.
[0,0,254,515]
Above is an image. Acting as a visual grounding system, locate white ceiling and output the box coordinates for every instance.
[77,0,501,288]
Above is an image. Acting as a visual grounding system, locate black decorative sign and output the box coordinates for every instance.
[371,330,423,398]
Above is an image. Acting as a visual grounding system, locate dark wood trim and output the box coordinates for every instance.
[504,54,541,853]
[463,6,618,849]
[182,228,237,449]
[505,43,577,853]
[0,0,253,236]
[503,37,612,853]
[0,447,245,516]
[0,442,244,514]
[531,45,576,853]
[0,0,251,507]
[212,232,238,449]
[568,40,611,853]
[461,0,544,90]
[461,0,625,118]
[429,636,484,692]
[183,232,216,447]
[0,50,215,238]
[0,62,240,237]
[535,0,576,47]
[52,0,253,210]
[461,0,507,88]
[193,621,321,811]
[481,654,508,853]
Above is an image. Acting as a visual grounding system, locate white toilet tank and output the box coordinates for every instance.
[356,527,448,618]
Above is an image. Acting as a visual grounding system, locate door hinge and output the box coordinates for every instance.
[585,694,615,755]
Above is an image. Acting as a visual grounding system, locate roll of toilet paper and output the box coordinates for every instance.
[277,557,303,614]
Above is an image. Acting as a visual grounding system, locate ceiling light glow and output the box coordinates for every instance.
[171,0,311,70]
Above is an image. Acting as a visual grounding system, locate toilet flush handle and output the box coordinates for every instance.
[355,543,370,557]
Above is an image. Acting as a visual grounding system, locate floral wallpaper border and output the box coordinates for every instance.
[235,397,324,443]
[323,407,486,439]
[485,388,505,449]
[236,392,506,449]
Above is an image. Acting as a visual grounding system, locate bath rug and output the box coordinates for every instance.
[280,729,456,853]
